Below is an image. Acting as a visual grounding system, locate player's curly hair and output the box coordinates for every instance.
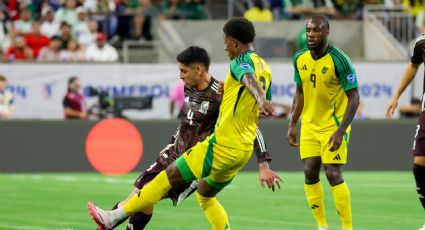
[223,18,255,44]
[176,46,210,71]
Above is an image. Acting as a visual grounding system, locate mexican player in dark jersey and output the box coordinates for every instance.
[100,46,280,230]
[386,34,425,230]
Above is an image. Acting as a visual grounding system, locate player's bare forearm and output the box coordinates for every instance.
[337,88,360,134]
[241,73,267,106]
[393,63,419,99]
[253,127,271,164]
[289,84,304,127]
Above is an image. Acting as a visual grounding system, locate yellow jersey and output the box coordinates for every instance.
[293,46,358,133]
[215,51,272,151]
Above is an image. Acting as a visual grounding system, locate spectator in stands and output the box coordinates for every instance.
[60,38,86,61]
[37,35,62,61]
[416,8,425,33]
[160,0,187,20]
[184,0,208,20]
[268,0,284,20]
[40,6,60,37]
[24,21,50,58]
[0,75,15,120]
[404,0,424,18]
[58,21,73,49]
[54,0,78,26]
[63,76,88,119]
[284,0,335,19]
[14,7,33,35]
[244,0,273,22]
[132,0,158,41]
[84,0,117,39]
[331,0,363,20]
[3,36,34,62]
[77,19,97,48]
[169,80,184,118]
[72,6,90,39]
[85,32,118,62]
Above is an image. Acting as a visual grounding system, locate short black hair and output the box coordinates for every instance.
[176,46,210,70]
[307,15,330,30]
[223,17,255,44]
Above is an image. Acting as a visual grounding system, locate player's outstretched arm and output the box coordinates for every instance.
[386,63,420,120]
[328,88,360,152]
[287,84,304,147]
[253,127,282,192]
[241,73,276,116]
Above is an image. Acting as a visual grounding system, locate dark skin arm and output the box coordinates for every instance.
[287,84,304,147]
[241,73,275,116]
[253,128,282,191]
[327,88,360,151]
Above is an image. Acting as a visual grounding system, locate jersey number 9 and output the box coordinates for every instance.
[310,73,316,88]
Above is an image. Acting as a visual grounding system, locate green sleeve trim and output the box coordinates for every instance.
[266,83,272,100]
[329,47,358,91]
[293,48,307,84]
[230,53,255,82]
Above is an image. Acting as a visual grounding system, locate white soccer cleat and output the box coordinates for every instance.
[87,201,114,230]
[318,227,328,230]
[417,223,425,230]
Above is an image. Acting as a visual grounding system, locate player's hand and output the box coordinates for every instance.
[385,97,399,120]
[259,162,282,192]
[287,125,299,147]
[259,100,276,116]
[328,130,343,152]
[218,81,224,95]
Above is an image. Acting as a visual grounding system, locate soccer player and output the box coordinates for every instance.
[386,34,425,230]
[287,16,359,230]
[91,45,280,230]
[88,18,277,230]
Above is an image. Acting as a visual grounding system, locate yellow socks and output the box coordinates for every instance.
[196,192,231,230]
[305,182,328,229]
[331,182,353,230]
[123,170,171,214]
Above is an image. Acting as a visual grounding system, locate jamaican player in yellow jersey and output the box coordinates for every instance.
[87,18,281,230]
[287,16,360,230]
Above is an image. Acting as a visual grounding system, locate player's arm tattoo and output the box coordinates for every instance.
[289,84,304,127]
[241,73,267,106]
[338,88,360,134]
[253,127,271,164]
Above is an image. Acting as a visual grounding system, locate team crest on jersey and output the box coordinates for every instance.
[321,67,329,74]
[347,74,356,83]
[199,101,209,114]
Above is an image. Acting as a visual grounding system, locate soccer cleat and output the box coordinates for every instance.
[87,201,114,230]
[172,180,199,206]
[417,223,425,230]
[318,227,328,230]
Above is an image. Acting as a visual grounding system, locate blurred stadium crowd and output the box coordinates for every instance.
[0,0,424,63]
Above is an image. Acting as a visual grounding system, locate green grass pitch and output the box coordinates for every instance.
[0,172,423,230]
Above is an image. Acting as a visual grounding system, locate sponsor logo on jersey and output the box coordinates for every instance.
[199,101,209,114]
[240,63,251,69]
[184,96,190,104]
[347,74,356,84]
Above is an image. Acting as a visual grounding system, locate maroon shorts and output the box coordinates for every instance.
[413,114,425,157]
[133,156,192,201]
